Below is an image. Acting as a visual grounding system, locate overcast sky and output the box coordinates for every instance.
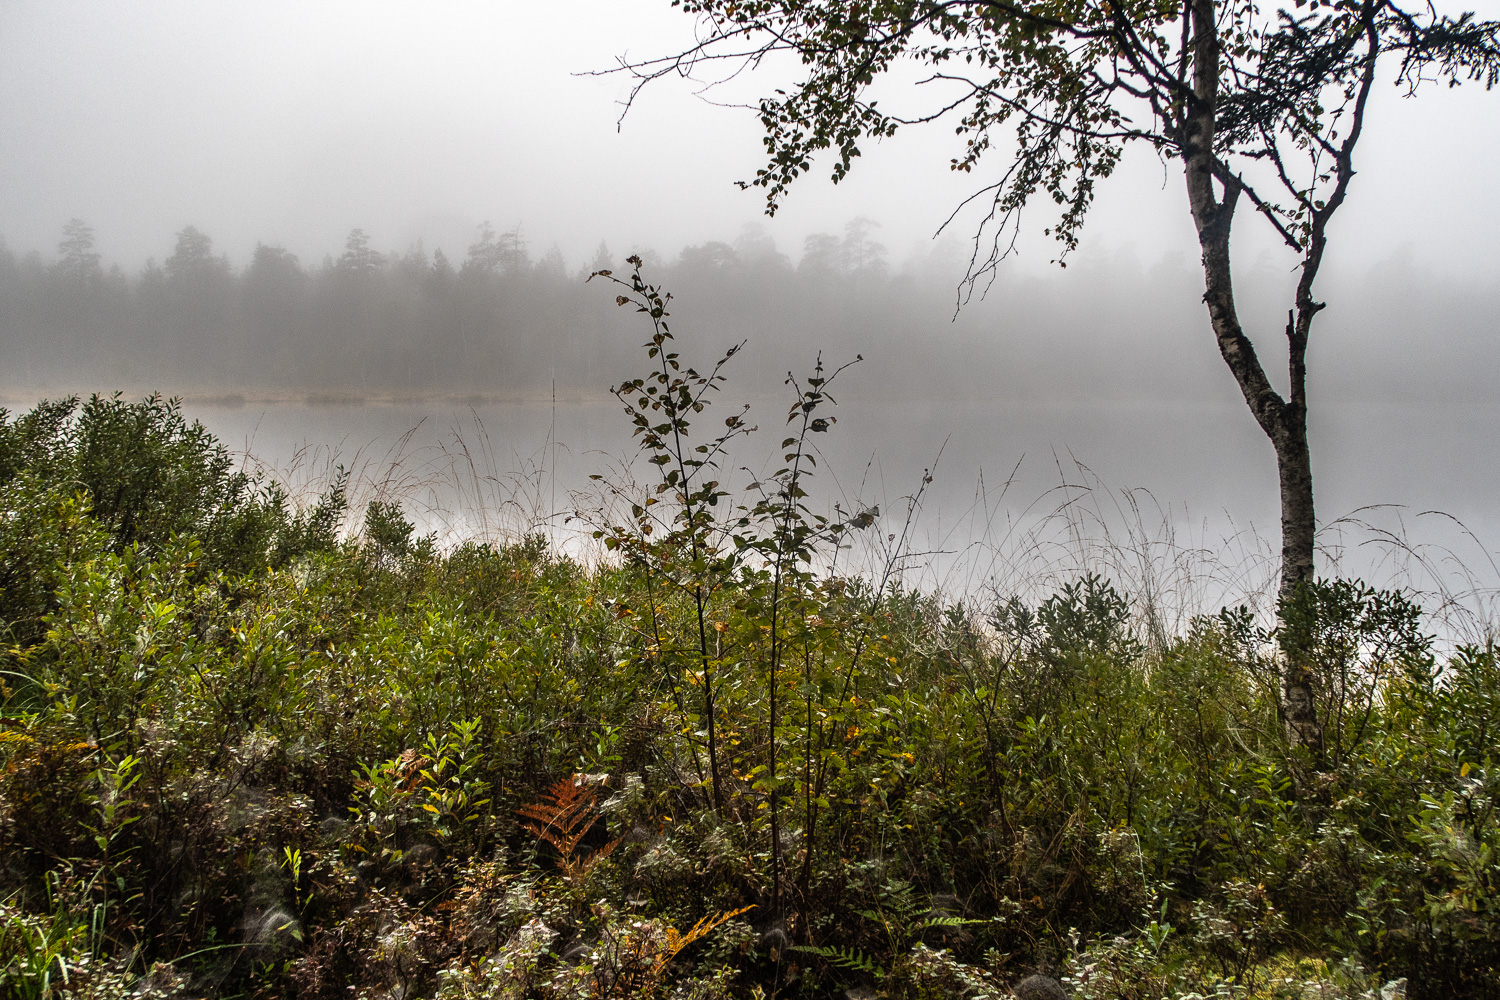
[2,0,1498,277]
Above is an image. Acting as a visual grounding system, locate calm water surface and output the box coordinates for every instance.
[180,394,1500,622]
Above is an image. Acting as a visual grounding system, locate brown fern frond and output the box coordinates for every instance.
[519,776,593,846]
[575,834,622,877]
[518,774,618,877]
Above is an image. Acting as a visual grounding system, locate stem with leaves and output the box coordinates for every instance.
[588,257,752,817]
[736,354,859,917]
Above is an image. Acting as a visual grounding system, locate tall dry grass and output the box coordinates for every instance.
[231,410,1499,650]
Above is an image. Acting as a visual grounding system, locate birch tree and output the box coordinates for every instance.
[620,0,1499,757]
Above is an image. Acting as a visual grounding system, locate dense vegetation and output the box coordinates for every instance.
[2,266,1497,1000]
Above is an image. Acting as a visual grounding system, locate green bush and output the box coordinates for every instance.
[0,393,349,587]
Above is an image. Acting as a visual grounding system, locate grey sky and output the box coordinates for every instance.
[2,0,1498,276]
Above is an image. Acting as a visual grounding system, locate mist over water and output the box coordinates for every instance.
[3,220,1497,627]
[4,0,1496,628]
[177,391,1498,616]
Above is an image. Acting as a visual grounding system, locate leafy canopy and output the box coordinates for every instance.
[637,0,1498,284]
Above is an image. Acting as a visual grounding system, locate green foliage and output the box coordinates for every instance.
[0,894,96,1000]
[363,498,414,558]
[0,473,109,651]
[1276,578,1433,769]
[1,394,245,558]
[0,394,350,592]
[0,280,1497,999]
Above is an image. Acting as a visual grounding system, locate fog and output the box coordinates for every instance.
[3,217,1497,407]
[4,0,1499,275]
[2,0,1498,609]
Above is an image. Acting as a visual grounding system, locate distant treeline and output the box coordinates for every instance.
[3,218,1495,404]
[0,218,942,397]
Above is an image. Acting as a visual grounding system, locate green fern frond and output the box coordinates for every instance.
[790,944,885,978]
[917,915,978,930]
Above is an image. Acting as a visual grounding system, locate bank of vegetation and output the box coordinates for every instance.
[2,266,1497,1000]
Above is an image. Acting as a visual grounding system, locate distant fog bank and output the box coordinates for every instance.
[3,220,1496,414]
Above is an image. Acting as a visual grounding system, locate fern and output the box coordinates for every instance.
[790,944,885,979]
[595,905,757,999]
[803,878,976,985]
[517,774,620,880]
[652,905,757,977]
[917,915,978,931]
[878,879,922,919]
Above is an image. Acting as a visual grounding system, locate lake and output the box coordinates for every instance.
[169,392,1500,635]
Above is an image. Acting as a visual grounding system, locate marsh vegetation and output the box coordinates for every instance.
[2,264,1497,1000]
